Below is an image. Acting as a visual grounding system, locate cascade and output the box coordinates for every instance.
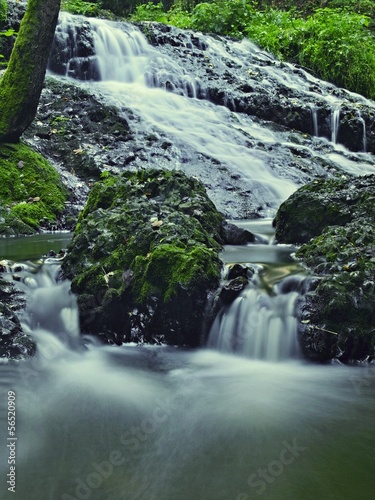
[11,257,80,354]
[44,14,375,360]
[207,220,308,361]
[331,107,340,143]
[207,277,303,361]
[2,244,375,500]
[359,115,367,152]
[310,105,319,137]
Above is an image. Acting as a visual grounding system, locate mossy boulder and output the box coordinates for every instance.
[273,174,375,362]
[273,175,375,243]
[0,142,67,234]
[62,169,225,346]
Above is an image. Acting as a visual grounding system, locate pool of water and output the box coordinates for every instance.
[0,231,373,500]
[0,232,72,261]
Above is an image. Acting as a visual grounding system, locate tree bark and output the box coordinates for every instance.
[0,0,61,143]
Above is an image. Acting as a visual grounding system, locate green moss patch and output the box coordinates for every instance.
[0,142,67,234]
[132,244,221,303]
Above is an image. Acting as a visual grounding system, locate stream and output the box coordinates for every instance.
[1,231,375,499]
[1,12,375,500]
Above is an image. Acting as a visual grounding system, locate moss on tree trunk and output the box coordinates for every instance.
[0,0,61,143]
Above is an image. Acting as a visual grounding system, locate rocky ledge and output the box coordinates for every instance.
[274,174,375,362]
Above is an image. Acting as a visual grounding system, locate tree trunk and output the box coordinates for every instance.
[0,0,61,143]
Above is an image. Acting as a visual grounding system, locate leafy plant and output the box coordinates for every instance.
[61,0,103,16]
[130,2,169,23]
[245,9,304,60]
[299,8,375,98]
[190,0,256,37]
[0,29,17,66]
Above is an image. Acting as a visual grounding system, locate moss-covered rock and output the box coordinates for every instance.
[273,174,375,362]
[62,169,225,346]
[273,175,375,243]
[0,142,67,234]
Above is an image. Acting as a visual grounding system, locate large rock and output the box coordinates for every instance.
[273,175,375,243]
[273,174,375,362]
[62,169,226,346]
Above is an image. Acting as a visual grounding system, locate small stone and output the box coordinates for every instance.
[151,220,163,228]
[17,161,24,169]
[219,276,249,305]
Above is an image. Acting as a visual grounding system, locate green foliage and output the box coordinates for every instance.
[299,9,375,98]
[61,0,103,16]
[245,9,304,60]
[245,6,375,98]
[190,0,256,37]
[0,142,67,229]
[327,0,375,17]
[0,0,6,22]
[130,1,192,27]
[255,0,375,17]
[130,2,168,22]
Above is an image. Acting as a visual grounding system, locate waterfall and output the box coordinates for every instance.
[45,14,375,360]
[359,116,367,152]
[92,21,151,84]
[15,258,81,354]
[331,107,340,143]
[310,106,319,137]
[207,267,308,361]
[205,219,307,362]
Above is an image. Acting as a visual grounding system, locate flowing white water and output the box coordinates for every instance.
[207,222,306,361]
[359,116,367,152]
[310,106,319,137]
[331,107,341,144]
[208,281,301,361]
[1,297,375,500]
[51,14,375,218]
